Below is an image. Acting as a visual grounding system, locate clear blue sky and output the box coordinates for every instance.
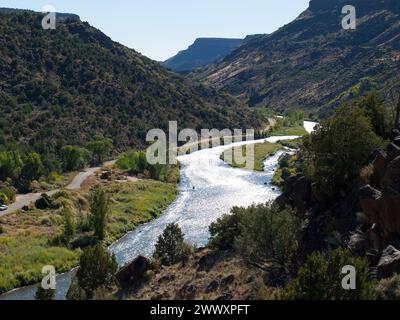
[1,0,310,61]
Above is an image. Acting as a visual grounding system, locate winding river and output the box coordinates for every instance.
[0,122,317,300]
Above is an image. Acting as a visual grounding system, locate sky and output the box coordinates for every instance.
[0,0,310,61]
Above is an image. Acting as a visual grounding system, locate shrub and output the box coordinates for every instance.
[66,276,87,300]
[0,186,16,203]
[61,146,90,171]
[0,192,9,205]
[236,203,302,273]
[153,223,186,266]
[375,274,400,300]
[75,244,118,299]
[284,249,375,300]
[209,207,244,250]
[35,287,55,300]
[63,207,76,244]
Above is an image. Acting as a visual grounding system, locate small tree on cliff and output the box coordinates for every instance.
[153,223,185,266]
[304,104,382,199]
[76,244,118,299]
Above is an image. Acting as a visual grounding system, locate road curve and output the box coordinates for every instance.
[0,160,116,217]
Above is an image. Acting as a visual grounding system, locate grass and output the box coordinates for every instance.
[105,180,177,244]
[221,142,283,172]
[0,179,177,294]
[269,126,307,136]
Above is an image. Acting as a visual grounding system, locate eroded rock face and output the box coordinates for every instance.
[378,245,400,275]
[116,256,152,288]
[281,174,311,215]
[360,141,400,248]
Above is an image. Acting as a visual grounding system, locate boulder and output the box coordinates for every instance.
[360,185,400,236]
[275,194,291,209]
[382,156,400,195]
[115,256,152,288]
[176,284,196,300]
[378,246,400,275]
[205,280,219,293]
[360,185,382,222]
[291,175,311,214]
[100,171,112,180]
[393,136,400,148]
[387,143,400,160]
[371,150,388,185]
[197,251,219,272]
[221,274,235,287]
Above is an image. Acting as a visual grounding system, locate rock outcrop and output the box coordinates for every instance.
[360,136,400,249]
[378,245,400,275]
[116,256,152,288]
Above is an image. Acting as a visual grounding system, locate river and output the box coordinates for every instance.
[0,121,317,300]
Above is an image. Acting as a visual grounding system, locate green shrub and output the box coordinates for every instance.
[375,274,400,300]
[236,203,302,272]
[0,192,9,205]
[284,249,375,300]
[61,146,90,171]
[75,244,118,299]
[209,207,244,250]
[0,186,16,203]
[35,287,55,300]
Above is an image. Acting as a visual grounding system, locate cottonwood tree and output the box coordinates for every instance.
[89,187,110,240]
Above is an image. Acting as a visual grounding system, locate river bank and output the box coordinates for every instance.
[1,122,317,300]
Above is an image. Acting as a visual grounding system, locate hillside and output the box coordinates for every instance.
[0,11,264,155]
[162,38,243,73]
[194,0,400,116]
[162,36,263,73]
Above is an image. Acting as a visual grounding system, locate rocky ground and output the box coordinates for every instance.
[116,249,274,300]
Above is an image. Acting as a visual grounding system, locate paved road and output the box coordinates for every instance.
[0,160,116,217]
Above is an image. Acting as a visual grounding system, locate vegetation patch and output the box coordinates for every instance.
[0,178,177,294]
[221,142,283,172]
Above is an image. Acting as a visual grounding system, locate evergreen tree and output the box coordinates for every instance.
[76,244,118,299]
[153,223,185,266]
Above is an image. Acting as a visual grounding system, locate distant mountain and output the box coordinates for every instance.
[162,36,263,73]
[194,0,400,116]
[0,10,264,155]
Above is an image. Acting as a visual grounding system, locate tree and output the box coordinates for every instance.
[209,207,244,250]
[357,92,390,138]
[235,203,302,273]
[21,152,43,182]
[304,104,382,199]
[0,150,23,181]
[63,207,75,244]
[35,287,55,300]
[0,192,9,205]
[153,223,185,266]
[61,145,90,171]
[284,249,375,300]
[87,136,113,164]
[76,244,118,299]
[89,187,110,240]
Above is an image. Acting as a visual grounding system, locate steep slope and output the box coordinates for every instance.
[162,38,244,73]
[195,0,400,116]
[0,11,264,154]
